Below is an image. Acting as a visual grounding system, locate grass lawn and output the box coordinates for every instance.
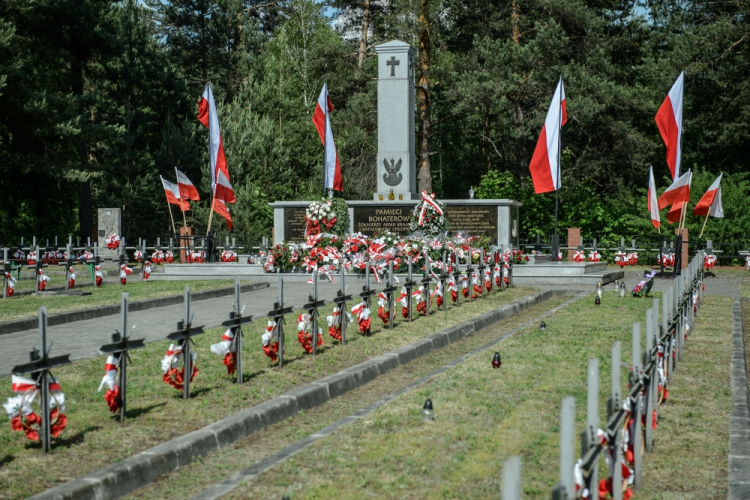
[0,285,536,499]
[0,279,238,322]
[223,292,733,500]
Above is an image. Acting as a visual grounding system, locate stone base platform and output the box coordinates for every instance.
[512,261,623,286]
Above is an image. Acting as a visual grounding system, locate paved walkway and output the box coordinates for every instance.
[0,278,375,378]
[1,271,741,378]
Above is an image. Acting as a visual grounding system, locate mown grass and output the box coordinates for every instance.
[0,279,237,321]
[0,285,535,499]
[227,292,733,500]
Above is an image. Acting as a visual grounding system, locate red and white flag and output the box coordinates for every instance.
[529,77,567,194]
[214,169,236,204]
[213,199,233,231]
[648,166,660,229]
[658,169,691,210]
[160,176,190,211]
[655,72,685,180]
[175,168,200,201]
[312,82,343,192]
[198,83,229,192]
[693,173,723,218]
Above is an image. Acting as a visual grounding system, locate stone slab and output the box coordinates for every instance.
[28,288,567,500]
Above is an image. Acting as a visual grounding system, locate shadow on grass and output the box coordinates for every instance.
[48,425,103,449]
[124,402,167,420]
[0,454,14,468]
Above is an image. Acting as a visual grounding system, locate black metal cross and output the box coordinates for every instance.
[466,255,475,303]
[404,260,418,321]
[220,280,253,384]
[359,264,378,332]
[387,56,400,77]
[166,287,204,399]
[440,252,449,312]
[381,260,398,330]
[303,269,326,355]
[332,263,352,344]
[420,272,432,317]
[453,251,462,307]
[98,293,145,422]
[11,307,71,453]
[29,246,49,291]
[477,249,486,299]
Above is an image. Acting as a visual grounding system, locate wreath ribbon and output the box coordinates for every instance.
[418,191,443,227]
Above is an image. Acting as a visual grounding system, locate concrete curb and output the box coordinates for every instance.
[728,298,750,499]
[0,282,269,337]
[28,289,564,500]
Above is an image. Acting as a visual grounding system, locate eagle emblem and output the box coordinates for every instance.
[382,158,403,186]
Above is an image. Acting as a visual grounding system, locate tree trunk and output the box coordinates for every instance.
[417,0,432,193]
[71,56,93,241]
[357,0,371,72]
[512,100,528,183]
[483,103,491,173]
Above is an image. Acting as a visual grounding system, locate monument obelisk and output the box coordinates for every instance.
[374,40,418,201]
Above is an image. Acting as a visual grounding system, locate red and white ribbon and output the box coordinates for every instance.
[418,191,443,227]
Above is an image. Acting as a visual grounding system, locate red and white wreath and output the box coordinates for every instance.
[97,355,121,413]
[297,313,323,354]
[4,375,67,441]
[305,200,337,237]
[210,328,241,375]
[160,343,198,390]
[262,320,280,361]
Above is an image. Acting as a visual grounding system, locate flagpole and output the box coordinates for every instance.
[699,212,709,238]
[167,201,177,235]
[206,195,216,236]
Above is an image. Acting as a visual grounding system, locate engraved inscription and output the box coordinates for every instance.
[283,207,308,242]
[445,205,497,244]
[353,206,411,235]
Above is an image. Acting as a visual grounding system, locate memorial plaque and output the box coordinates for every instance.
[352,206,411,235]
[283,207,307,242]
[98,208,121,259]
[445,205,497,244]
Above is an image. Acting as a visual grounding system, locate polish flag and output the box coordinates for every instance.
[175,168,200,201]
[161,176,190,211]
[312,82,343,192]
[198,83,229,192]
[529,77,567,194]
[667,201,684,224]
[214,169,236,204]
[213,199,233,231]
[693,173,723,218]
[658,170,691,210]
[655,72,685,180]
[648,167,660,229]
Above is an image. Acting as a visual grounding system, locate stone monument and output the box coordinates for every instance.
[373,40,418,201]
[97,208,121,259]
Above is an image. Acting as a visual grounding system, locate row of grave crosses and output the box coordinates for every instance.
[6,249,515,453]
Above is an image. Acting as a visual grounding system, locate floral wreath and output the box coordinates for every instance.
[210,328,239,376]
[98,354,122,413]
[160,343,198,390]
[326,307,350,342]
[3,375,67,441]
[262,320,280,361]
[305,200,337,237]
[351,300,371,334]
[408,191,448,235]
[297,313,323,354]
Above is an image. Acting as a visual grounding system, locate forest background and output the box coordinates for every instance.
[0,0,748,247]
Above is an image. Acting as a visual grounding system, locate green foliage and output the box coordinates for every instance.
[329,198,350,236]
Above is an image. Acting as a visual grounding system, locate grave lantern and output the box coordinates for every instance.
[469,186,475,199]
[613,279,619,293]
[422,399,434,421]
[595,295,601,306]
[596,281,603,298]
[492,352,501,369]
[540,321,547,332]
[618,282,627,298]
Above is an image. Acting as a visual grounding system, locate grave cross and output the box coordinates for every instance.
[332,263,353,345]
[302,269,326,355]
[220,280,253,384]
[165,287,205,399]
[11,307,71,452]
[359,264,378,330]
[438,252,449,312]
[381,260,398,330]
[386,56,399,76]
[268,272,294,367]
[466,252,475,303]
[30,246,49,291]
[452,251,462,307]
[420,271,432,318]
[98,293,145,422]
[3,248,21,299]
[404,260,418,321]
[477,249,486,299]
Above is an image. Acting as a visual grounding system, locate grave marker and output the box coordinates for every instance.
[220,280,253,384]
[332,264,353,345]
[267,272,294,368]
[165,287,205,399]
[98,293,145,422]
[302,269,326,355]
[11,308,71,452]
[381,260,398,329]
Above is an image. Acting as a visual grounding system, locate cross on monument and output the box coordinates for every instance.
[386,56,400,77]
